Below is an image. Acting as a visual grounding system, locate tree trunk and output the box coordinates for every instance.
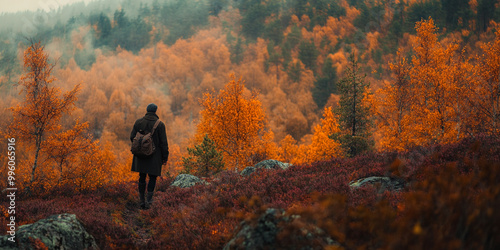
[352,73,357,136]
[30,138,42,191]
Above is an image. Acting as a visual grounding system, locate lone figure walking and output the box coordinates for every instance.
[130,103,169,209]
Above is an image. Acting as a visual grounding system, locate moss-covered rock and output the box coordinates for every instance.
[170,174,209,188]
[0,213,97,249]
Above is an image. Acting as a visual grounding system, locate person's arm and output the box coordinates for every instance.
[158,122,169,164]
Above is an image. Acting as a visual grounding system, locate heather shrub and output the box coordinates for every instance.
[0,182,138,249]
[3,135,498,249]
[266,136,500,249]
[391,160,500,249]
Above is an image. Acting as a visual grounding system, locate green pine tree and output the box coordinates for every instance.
[298,40,318,72]
[182,134,224,177]
[313,57,338,109]
[332,53,373,157]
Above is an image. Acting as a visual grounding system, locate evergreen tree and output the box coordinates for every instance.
[265,41,283,82]
[286,25,301,49]
[313,57,338,109]
[333,54,373,157]
[182,135,224,177]
[263,19,284,44]
[230,36,244,64]
[241,3,267,40]
[0,41,18,86]
[477,0,497,32]
[406,0,444,31]
[298,40,318,71]
[442,0,471,30]
[288,61,302,83]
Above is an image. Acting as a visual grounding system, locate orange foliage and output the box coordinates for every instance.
[376,18,472,150]
[44,121,93,181]
[472,28,500,135]
[284,106,343,165]
[277,135,299,163]
[6,42,132,193]
[3,7,497,186]
[305,0,359,50]
[375,50,414,150]
[164,144,183,176]
[410,18,462,144]
[303,106,343,163]
[43,25,323,171]
[197,74,270,170]
[9,41,80,188]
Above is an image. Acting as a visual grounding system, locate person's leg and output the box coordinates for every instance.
[138,173,147,209]
[146,174,158,207]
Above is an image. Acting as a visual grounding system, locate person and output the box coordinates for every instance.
[130,103,169,209]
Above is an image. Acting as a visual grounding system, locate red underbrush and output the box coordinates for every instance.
[1,135,498,249]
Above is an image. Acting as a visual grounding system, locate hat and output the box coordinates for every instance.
[146,103,157,113]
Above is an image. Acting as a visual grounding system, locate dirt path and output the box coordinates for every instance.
[122,200,154,248]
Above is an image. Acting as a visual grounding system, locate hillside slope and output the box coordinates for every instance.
[1,135,499,249]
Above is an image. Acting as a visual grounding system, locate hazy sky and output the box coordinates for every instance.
[0,0,97,14]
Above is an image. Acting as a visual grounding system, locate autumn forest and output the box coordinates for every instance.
[1,0,500,249]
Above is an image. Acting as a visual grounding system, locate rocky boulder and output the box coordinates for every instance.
[240,160,292,176]
[349,176,406,192]
[170,174,209,188]
[224,208,338,250]
[0,213,97,250]
[254,159,291,170]
[240,166,256,176]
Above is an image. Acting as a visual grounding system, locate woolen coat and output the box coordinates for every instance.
[130,112,169,176]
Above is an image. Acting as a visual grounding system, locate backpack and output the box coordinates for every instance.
[131,119,161,158]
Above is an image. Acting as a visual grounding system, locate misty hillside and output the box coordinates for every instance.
[0,0,499,189]
[0,0,500,177]
[1,0,499,154]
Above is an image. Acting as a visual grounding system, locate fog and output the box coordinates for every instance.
[0,0,98,14]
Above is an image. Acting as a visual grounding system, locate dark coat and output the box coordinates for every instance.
[130,112,169,176]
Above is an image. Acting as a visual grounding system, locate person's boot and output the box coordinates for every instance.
[146,192,154,209]
[139,182,147,209]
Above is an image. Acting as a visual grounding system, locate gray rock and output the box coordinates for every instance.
[0,213,97,250]
[349,176,406,191]
[240,166,256,176]
[254,159,291,170]
[240,160,292,176]
[224,208,338,250]
[170,174,208,188]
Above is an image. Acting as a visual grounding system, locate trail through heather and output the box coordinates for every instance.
[122,197,155,248]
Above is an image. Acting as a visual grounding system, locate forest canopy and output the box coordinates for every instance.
[0,0,499,185]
